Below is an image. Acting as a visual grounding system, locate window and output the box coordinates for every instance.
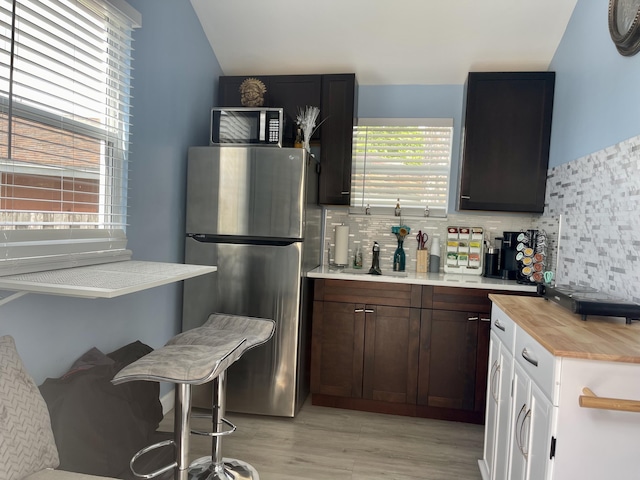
[350,118,453,217]
[0,0,140,230]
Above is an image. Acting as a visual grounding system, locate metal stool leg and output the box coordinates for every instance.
[127,382,192,480]
[175,383,192,480]
[189,371,259,480]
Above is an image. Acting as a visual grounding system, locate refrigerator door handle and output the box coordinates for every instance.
[188,233,299,247]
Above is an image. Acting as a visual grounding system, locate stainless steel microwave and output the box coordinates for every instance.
[210,107,284,147]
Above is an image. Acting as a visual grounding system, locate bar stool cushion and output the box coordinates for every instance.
[199,314,275,349]
[112,334,246,386]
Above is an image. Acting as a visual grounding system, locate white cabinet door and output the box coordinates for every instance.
[482,332,515,480]
[481,334,501,479]
[509,362,530,480]
[509,362,555,480]
[493,341,514,480]
[526,382,553,480]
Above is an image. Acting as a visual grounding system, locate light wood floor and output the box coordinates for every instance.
[160,398,484,480]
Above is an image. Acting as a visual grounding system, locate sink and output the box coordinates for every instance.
[340,268,408,278]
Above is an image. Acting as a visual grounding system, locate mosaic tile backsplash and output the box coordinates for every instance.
[322,133,639,303]
[544,134,640,303]
[323,209,558,278]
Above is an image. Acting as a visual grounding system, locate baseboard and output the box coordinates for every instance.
[160,389,174,415]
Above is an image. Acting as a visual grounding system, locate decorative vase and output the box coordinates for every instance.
[393,239,406,272]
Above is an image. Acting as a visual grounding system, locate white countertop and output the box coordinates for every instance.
[0,261,216,299]
[308,265,537,292]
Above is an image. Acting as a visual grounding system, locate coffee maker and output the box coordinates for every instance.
[499,231,521,280]
[484,231,521,280]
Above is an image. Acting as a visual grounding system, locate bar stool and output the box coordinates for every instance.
[112,314,275,480]
[168,314,275,480]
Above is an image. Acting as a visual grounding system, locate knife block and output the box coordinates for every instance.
[416,249,429,273]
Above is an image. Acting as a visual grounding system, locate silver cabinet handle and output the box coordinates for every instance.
[521,348,539,367]
[468,316,479,321]
[490,360,500,403]
[520,409,532,459]
[364,309,374,313]
[515,403,527,455]
[354,308,364,313]
[480,317,490,322]
[460,195,471,199]
[341,191,350,195]
[494,319,506,331]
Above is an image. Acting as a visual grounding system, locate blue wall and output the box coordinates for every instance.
[1,0,223,385]
[548,1,640,167]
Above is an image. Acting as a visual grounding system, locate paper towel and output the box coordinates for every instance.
[334,225,349,265]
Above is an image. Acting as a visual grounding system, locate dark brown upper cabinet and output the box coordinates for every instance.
[459,72,555,213]
[217,73,357,206]
[319,74,357,205]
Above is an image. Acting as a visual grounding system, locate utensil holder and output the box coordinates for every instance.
[416,249,429,273]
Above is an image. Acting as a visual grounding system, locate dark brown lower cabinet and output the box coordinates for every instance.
[311,300,420,404]
[417,309,491,423]
[310,300,364,398]
[363,305,420,404]
[311,279,528,424]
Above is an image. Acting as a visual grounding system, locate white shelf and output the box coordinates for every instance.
[0,260,216,299]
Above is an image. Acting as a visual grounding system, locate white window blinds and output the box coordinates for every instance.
[0,0,140,230]
[351,119,453,216]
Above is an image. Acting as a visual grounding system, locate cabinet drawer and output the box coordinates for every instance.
[514,325,558,402]
[490,304,516,354]
[317,279,421,308]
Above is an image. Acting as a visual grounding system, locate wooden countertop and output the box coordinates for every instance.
[489,294,640,364]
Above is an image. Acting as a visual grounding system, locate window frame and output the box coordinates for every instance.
[0,0,139,232]
[349,117,453,218]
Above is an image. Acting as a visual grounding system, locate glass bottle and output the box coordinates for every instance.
[353,247,363,269]
[393,239,406,271]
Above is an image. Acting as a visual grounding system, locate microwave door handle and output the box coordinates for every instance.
[259,110,266,141]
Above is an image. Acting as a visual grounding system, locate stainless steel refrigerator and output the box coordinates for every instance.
[182,146,321,417]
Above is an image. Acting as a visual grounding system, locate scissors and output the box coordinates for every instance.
[416,231,428,250]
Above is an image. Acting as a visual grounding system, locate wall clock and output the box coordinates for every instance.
[609,0,640,56]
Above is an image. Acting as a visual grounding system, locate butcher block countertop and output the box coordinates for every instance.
[489,294,640,364]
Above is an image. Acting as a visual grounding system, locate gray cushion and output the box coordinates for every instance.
[200,314,275,349]
[112,337,247,385]
[0,336,59,480]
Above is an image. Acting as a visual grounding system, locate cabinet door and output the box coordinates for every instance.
[418,309,479,410]
[493,341,515,480]
[482,334,502,478]
[362,305,420,404]
[509,362,531,480]
[269,75,322,142]
[319,74,356,205]
[526,382,553,480]
[310,301,365,398]
[459,72,555,213]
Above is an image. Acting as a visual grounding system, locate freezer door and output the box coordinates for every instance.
[186,146,307,238]
[183,236,308,417]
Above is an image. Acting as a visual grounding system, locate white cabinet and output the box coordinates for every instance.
[481,331,514,480]
[480,305,516,480]
[481,300,640,480]
[481,308,557,480]
[508,362,554,480]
